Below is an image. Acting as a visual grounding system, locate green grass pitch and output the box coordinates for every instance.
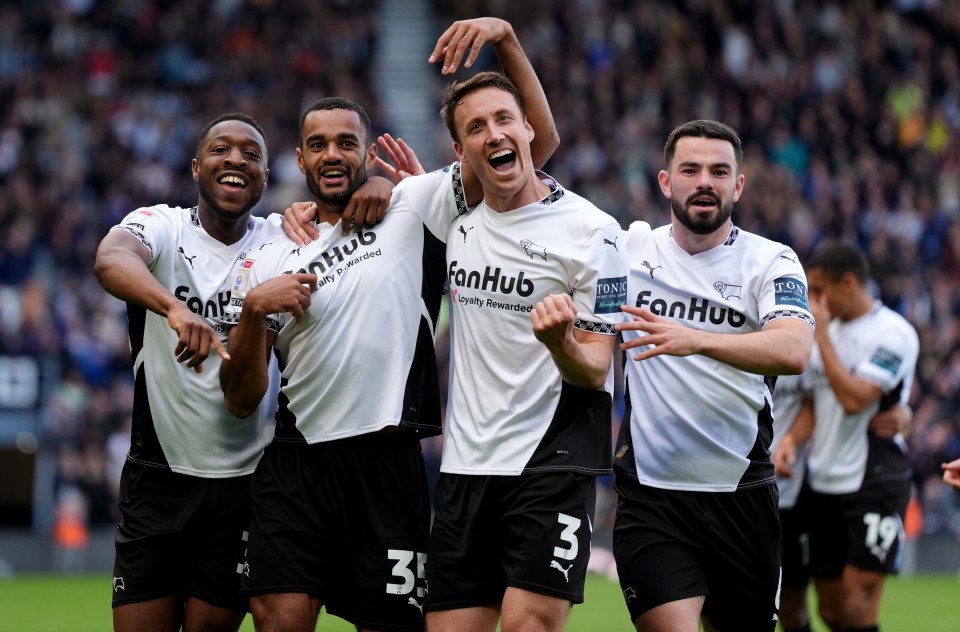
[0,573,957,631]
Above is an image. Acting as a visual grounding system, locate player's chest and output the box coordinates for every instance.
[446,217,574,300]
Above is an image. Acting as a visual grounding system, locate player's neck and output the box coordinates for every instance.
[671,219,732,255]
[483,175,550,213]
[196,205,251,245]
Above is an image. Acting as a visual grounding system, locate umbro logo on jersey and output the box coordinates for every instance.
[713,281,742,300]
[603,236,618,251]
[520,239,547,260]
[458,225,474,242]
[177,247,197,269]
[640,260,661,279]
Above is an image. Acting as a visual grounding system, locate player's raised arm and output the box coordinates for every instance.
[431,17,559,206]
[94,229,227,372]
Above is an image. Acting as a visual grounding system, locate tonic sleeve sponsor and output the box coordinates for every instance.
[595,276,628,315]
[773,276,810,311]
[869,347,903,376]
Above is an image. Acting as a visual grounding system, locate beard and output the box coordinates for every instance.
[304,162,368,211]
[671,191,733,235]
[198,179,264,222]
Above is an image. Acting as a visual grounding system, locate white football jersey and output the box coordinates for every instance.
[112,204,280,477]
[226,171,456,443]
[441,174,628,475]
[770,371,810,509]
[805,302,918,494]
[615,222,815,492]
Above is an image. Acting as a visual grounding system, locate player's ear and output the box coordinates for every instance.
[192,158,200,182]
[453,142,465,163]
[296,147,306,175]
[365,142,377,169]
[657,170,671,198]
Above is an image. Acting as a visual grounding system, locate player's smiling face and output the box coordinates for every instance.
[659,136,744,236]
[297,108,375,218]
[452,86,538,210]
[193,120,269,221]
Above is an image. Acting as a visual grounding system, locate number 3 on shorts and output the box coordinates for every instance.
[554,513,582,561]
[386,549,426,596]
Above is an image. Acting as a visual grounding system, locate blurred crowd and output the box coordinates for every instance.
[1,0,958,541]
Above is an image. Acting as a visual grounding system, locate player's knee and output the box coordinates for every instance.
[500,603,568,632]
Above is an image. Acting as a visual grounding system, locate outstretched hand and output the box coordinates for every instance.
[374,134,425,183]
[166,302,229,373]
[615,305,702,361]
[429,17,513,75]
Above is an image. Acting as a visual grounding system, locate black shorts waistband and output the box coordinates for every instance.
[275,428,421,451]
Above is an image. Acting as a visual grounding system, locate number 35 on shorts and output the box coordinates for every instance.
[386,549,426,596]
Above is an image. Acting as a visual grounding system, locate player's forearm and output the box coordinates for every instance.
[787,399,815,444]
[549,335,614,390]
[94,247,180,317]
[220,313,270,418]
[494,27,559,168]
[817,336,880,414]
[699,325,812,375]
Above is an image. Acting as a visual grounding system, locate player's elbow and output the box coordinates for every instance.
[777,331,813,375]
[221,373,264,419]
[569,368,608,391]
[780,353,808,376]
[224,394,256,420]
[92,253,113,288]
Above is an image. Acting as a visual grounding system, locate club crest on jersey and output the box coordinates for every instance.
[773,276,810,311]
[595,276,628,314]
[520,239,547,260]
[713,281,742,300]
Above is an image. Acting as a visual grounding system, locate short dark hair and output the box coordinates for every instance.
[298,97,373,147]
[664,120,743,172]
[197,112,267,161]
[806,240,871,285]
[439,71,525,142]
